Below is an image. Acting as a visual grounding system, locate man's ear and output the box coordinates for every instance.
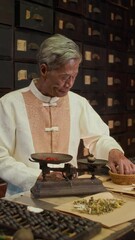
[40,63,48,77]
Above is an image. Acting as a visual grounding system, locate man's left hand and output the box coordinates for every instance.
[108,149,135,174]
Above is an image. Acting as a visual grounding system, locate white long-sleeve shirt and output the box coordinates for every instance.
[0,80,123,195]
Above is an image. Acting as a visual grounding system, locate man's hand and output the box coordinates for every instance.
[108,149,135,174]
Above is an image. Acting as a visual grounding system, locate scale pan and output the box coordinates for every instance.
[78,158,108,167]
[30,153,73,164]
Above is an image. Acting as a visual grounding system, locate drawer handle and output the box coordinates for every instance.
[65,22,75,30]
[91,77,98,83]
[131,138,135,143]
[115,14,122,21]
[92,30,101,36]
[28,43,39,50]
[32,14,43,22]
[114,99,120,105]
[92,53,100,60]
[114,78,121,84]
[28,72,38,80]
[90,100,98,106]
[68,0,78,3]
[114,57,121,63]
[114,121,121,127]
[93,7,101,13]
[114,36,121,41]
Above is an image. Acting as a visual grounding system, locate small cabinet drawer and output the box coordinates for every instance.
[102,114,126,134]
[0,0,13,25]
[0,25,12,59]
[107,27,126,51]
[106,72,125,91]
[15,30,49,61]
[15,0,53,33]
[83,20,107,46]
[83,45,106,68]
[0,60,13,88]
[15,62,39,89]
[56,0,83,15]
[82,69,106,91]
[105,93,124,113]
[82,92,106,114]
[84,0,106,24]
[107,3,127,29]
[55,12,83,41]
[107,50,126,72]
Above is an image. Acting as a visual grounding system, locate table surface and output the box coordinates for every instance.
[4,175,135,240]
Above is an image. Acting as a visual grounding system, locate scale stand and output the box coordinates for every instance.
[30,153,108,198]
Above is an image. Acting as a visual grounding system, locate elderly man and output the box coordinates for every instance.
[0,34,135,196]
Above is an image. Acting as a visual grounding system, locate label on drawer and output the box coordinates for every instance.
[26,10,31,20]
[128,57,134,66]
[85,51,92,61]
[107,98,113,106]
[131,79,135,87]
[17,40,27,52]
[108,54,114,63]
[59,20,64,29]
[18,70,27,81]
[128,118,133,127]
[88,4,92,13]
[107,77,113,85]
[108,120,114,129]
[84,75,91,85]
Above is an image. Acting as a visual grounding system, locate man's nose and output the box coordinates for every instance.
[65,76,75,87]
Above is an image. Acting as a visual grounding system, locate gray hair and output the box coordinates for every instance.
[37,34,82,70]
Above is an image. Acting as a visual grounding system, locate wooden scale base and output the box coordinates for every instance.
[30,153,108,198]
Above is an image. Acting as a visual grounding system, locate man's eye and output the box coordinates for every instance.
[61,75,70,81]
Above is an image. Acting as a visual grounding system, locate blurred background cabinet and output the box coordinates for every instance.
[0,0,135,158]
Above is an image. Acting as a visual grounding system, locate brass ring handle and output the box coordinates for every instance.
[114,57,121,63]
[115,14,122,21]
[92,30,101,36]
[114,121,121,127]
[114,78,121,84]
[32,14,43,21]
[28,72,38,80]
[114,99,120,105]
[28,43,39,50]
[65,22,75,30]
[91,77,98,83]
[92,53,100,60]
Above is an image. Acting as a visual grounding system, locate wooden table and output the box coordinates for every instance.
[5,187,135,240]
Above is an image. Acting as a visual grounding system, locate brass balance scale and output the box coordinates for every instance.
[30,153,108,198]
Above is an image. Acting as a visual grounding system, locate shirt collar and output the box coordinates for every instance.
[29,79,59,103]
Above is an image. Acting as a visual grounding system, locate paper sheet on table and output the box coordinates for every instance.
[55,192,135,228]
[103,180,135,195]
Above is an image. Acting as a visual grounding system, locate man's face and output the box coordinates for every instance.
[40,59,80,97]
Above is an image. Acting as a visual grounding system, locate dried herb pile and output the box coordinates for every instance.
[73,197,125,215]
